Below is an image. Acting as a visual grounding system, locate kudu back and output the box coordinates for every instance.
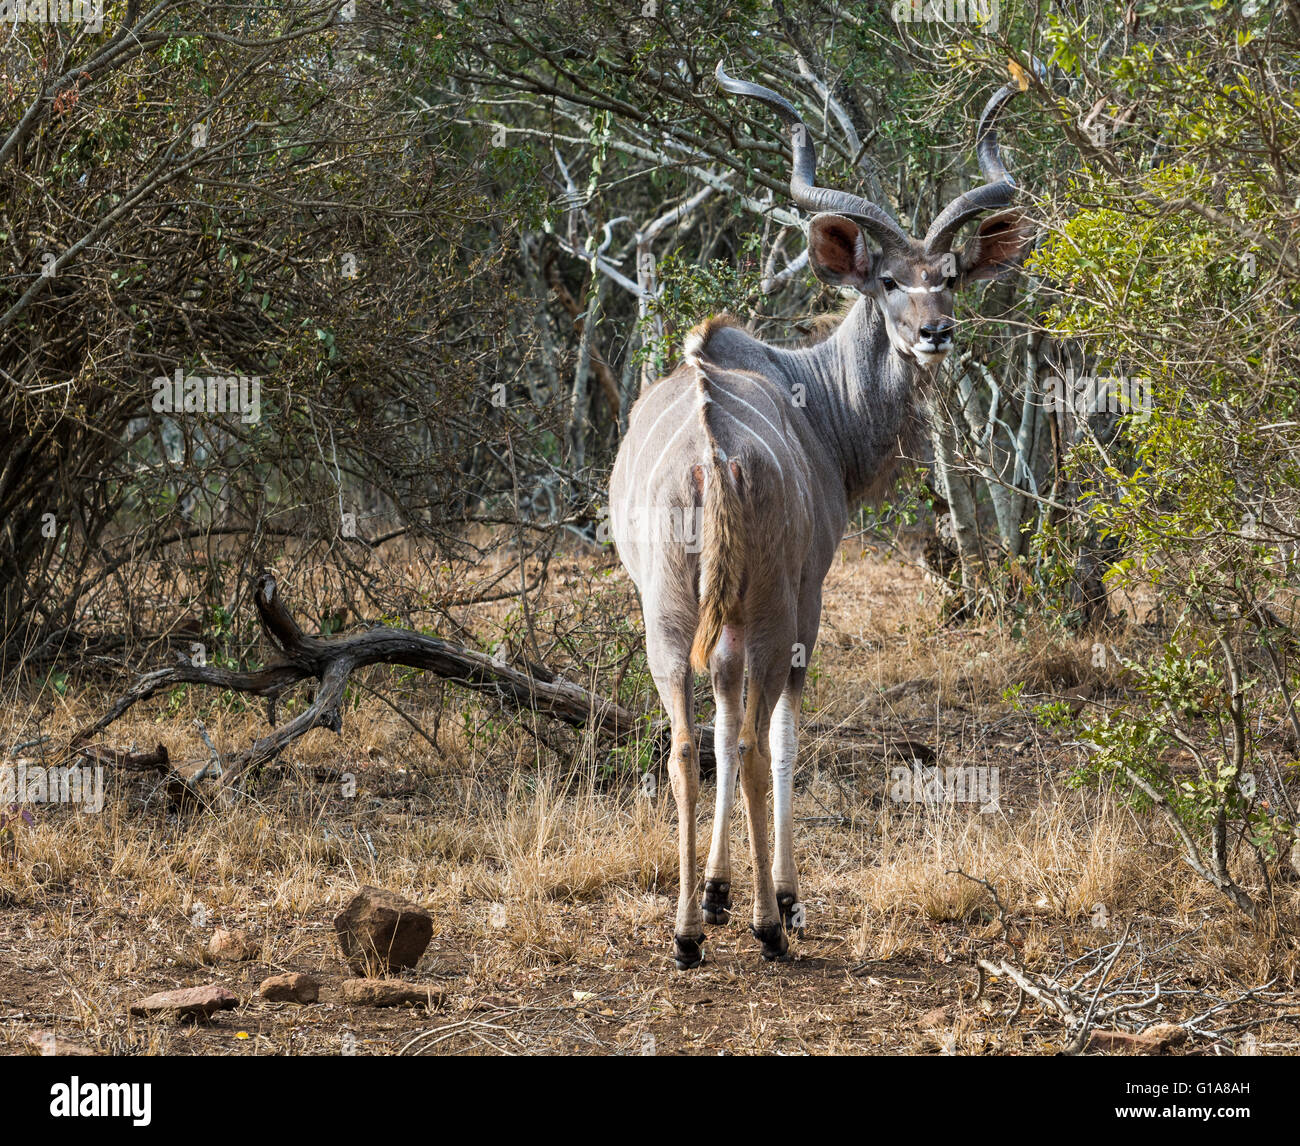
[609,62,1035,969]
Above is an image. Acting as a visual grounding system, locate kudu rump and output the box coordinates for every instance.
[609,63,1034,969]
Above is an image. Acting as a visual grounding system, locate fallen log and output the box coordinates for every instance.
[71,572,659,788]
[72,573,933,793]
[75,742,171,772]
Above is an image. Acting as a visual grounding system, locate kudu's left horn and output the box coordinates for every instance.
[924,58,1044,254]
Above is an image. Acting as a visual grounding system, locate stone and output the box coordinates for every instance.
[339,978,444,1008]
[207,927,260,962]
[333,886,432,975]
[258,973,319,1004]
[1088,1024,1186,1054]
[129,985,239,1020]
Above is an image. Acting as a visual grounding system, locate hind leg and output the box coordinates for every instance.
[647,631,704,970]
[702,624,744,925]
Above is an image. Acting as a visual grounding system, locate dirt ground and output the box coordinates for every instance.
[2,544,1298,1056]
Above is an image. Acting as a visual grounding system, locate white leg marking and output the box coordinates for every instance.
[705,624,743,883]
[769,691,799,893]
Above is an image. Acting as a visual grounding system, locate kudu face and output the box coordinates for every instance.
[716,61,1037,370]
[870,245,959,366]
[805,209,1035,369]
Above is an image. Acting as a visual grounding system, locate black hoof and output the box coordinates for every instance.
[701,879,732,925]
[778,893,805,936]
[751,923,791,963]
[674,933,704,970]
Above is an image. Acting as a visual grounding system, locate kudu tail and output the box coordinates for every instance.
[689,452,745,672]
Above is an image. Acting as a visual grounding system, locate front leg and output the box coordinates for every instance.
[770,686,803,934]
[738,671,788,962]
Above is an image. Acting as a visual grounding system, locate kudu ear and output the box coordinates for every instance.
[958,209,1035,283]
[807,213,872,290]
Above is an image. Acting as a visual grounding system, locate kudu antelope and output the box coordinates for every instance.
[609,63,1035,969]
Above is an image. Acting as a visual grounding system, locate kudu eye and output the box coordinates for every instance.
[880,276,897,292]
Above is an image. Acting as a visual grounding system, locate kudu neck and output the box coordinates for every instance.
[790,297,921,505]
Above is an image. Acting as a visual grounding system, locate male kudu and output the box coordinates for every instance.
[609,63,1035,969]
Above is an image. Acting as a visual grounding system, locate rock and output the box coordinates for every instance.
[129,985,239,1020]
[917,1006,952,1030]
[1141,1023,1188,1049]
[1088,1024,1186,1054]
[258,973,320,1004]
[207,927,260,962]
[339,978,444,1008]
[334,886,432,975]
[27,1030,99,1056]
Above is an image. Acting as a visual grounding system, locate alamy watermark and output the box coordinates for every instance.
[599,504,703,552]
[1050,367,1152,423]
[1,762,104,813]
[152,369,262,424]
[0,1,103,31]
[892,0,999,32]
[50,1077,150,1126]
[890,763,1001,813]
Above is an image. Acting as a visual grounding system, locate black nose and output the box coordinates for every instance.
[919,321,954,344]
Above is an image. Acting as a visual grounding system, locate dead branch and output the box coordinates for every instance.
[72,572,653,790]
[72,573,934,796]
[75,743,171,772]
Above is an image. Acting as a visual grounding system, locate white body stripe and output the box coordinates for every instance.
[626,385,693,479]
[712,384,788,446]
[644,409,700,497]
[710,401,786,482]
[712,388,815,512]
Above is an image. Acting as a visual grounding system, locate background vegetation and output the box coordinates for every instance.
[2,0,1300,1053]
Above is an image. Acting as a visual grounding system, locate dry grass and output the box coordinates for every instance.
[1,542,1298,1056]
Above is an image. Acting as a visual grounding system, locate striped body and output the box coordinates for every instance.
[608,299,923,965]
[611,304,921,656]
